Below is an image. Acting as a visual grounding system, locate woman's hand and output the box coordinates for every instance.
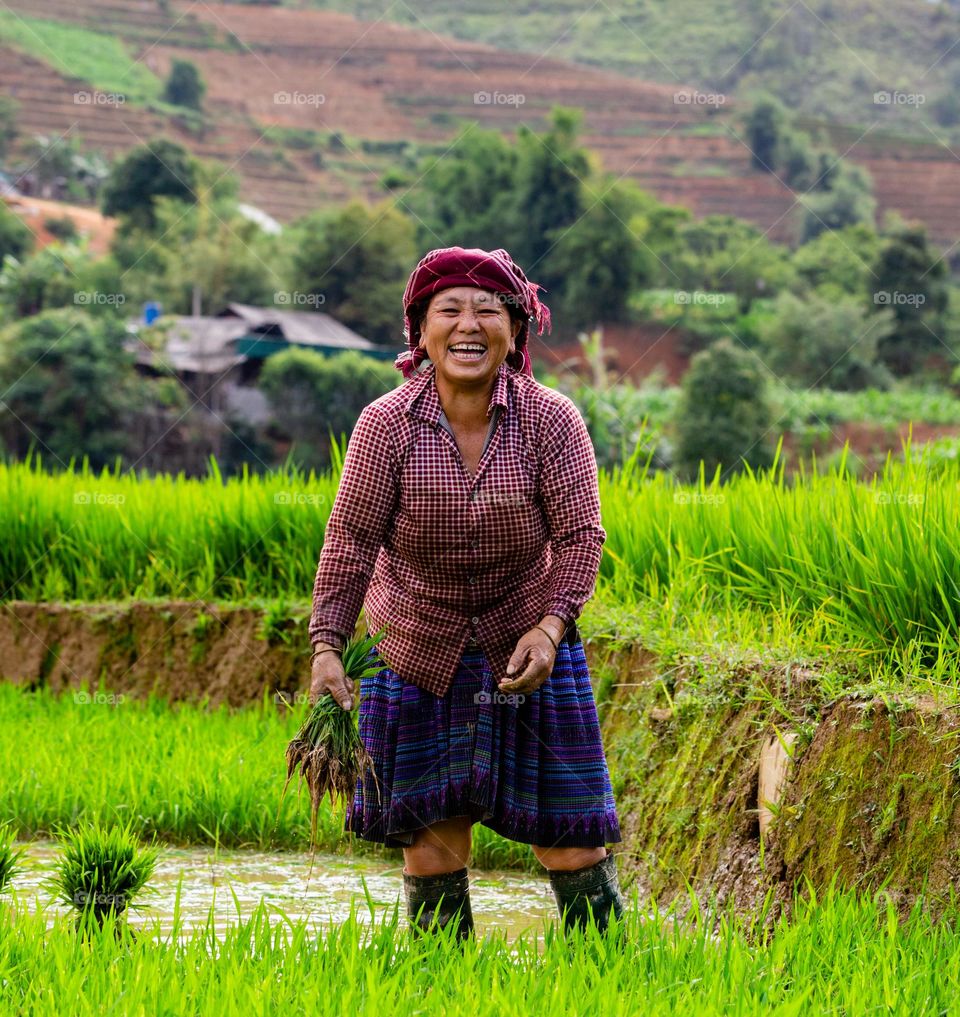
[498,627,557,697]
[309,650,354,710]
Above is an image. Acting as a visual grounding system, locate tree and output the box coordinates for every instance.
[668,215,797,312]
[0,240,125,321]
[400,126,519,251]
[162,59,206,111]
[544,180,657,329]
[744,94,788,172]
[871,220,950,376]
[0,309,172,469]
[113,192,283,315]
[0,95,18,160]
[673,338,775,482]
[778,129,818,189]
[510,107,590,284]
[791,223,882,298]
[288,200,417,344]
[0,242,91,319]
[757,290,894,390]
[403,107,670,332]
[798,162,876,242]
[101,138,198,230]
[0,202,33,267]
[259,348,399,469]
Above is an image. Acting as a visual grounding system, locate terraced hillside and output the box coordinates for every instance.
[1,0,958,251]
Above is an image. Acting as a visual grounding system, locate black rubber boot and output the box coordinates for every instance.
[402,866,474,943]
[547,850,625,935]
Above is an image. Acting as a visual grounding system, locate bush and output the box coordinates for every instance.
[0,308,175,469]
[798,163,876,243]
[757,290,894,391]
[0,201,32,265]
[287,201,416,344]
[672,338,775,482]
[791,224,883,298]
[259,348,400,470]
[101,138,198,230]
[743,94,787,172]
[42,215,79,241]
[162,59,205,111]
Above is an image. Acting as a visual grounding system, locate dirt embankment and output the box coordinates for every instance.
[0,600,314,707]
[2,600,958,918]
[593,644,960,920]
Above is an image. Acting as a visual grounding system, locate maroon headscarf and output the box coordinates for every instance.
[394,246,551,379]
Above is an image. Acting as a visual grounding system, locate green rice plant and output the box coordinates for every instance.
[0,683,533,870]
[45,820,159,930]
[0,822,24,893]
[5,881,960,1014]
[7,434,960,674]
[281,627,388,850]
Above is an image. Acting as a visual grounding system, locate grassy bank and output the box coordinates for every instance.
[2,887,960,1015]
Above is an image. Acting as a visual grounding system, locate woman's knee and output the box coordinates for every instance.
[402,816,473,875]
[531,844,606,871]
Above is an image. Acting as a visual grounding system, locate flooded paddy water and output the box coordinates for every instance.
[9,840,557,940]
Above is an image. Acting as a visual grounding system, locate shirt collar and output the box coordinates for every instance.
[404,361,510,425]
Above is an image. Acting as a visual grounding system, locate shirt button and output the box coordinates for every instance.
[471,616,479,625]
[468,575,476,585]
[471,539,479,549]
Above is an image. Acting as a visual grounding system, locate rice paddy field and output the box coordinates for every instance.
[2,441,959,680]
[4,887,960,1016]
[4,443,960,1014]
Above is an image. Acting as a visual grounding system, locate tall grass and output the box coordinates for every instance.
[3,442,960,669]
[598,440,960,667]
[0,454,338,603]
[0,684,533,870]
[2,885,960,1015]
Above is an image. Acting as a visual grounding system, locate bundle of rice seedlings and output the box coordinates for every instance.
[0,822,25,893]
[45,819,159,933]
[281,627,388,850]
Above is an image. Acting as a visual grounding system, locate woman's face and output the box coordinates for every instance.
[417,286,522,388]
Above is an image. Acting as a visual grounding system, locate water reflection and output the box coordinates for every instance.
[9,841,556,940]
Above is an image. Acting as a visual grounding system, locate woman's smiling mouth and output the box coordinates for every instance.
[448,343,487,361]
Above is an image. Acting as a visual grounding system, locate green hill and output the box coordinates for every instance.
[297,0,960,139]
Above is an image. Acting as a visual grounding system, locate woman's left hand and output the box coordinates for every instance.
[499,627,557,696]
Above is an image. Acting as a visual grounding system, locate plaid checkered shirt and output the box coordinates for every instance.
[308,360,606,696]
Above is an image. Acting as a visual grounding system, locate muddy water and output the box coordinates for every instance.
[10,841,556,940]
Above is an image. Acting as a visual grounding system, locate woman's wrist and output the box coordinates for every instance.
[537,614,567,645]
[312,639,342,655]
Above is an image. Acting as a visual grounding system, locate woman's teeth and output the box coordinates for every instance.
[449,346,486,360]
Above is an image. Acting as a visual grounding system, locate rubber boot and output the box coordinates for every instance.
[547,850,625,935]
[402,866,474,942]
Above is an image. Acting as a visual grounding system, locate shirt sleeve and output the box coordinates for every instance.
[308,404,399,649]
[538,396,606,627]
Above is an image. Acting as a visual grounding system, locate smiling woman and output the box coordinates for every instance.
[412,287,524,478]
[306,246,624,944]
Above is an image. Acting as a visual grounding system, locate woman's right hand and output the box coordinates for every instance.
[309,650,354,711]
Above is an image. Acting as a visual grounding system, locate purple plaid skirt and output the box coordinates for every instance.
[344,634,622,849]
